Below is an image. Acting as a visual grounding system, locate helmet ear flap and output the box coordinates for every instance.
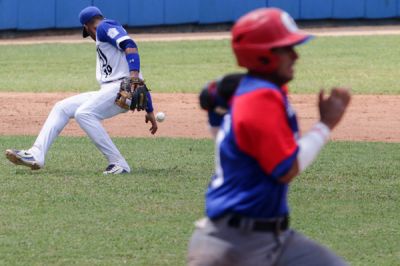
[260,50,280,68]
[233,34,244,44]
[233,46,280,74]
[259,56,270,65]
[258,51,280,73]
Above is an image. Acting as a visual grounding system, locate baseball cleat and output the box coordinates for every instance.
[103,164,128,175]
[5,149,41,170]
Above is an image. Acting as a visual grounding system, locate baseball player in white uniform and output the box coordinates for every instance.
[5,6,158,174]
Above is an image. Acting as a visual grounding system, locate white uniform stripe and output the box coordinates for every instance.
[116,36,131,49]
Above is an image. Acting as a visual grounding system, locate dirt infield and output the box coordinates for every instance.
[0,92,398,142]
[1,26,399,142]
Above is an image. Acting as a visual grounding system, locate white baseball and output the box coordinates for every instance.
[156,112,166,122]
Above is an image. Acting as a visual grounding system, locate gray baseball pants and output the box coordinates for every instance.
[187,216,348,266]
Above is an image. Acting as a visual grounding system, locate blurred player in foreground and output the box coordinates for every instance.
[5,6,157,174]
[189,8,350,266]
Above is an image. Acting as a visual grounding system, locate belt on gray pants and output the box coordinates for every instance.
[223,215,289,233]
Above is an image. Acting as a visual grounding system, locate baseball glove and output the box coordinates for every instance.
[199,73,244,112]
[115,77,149,111]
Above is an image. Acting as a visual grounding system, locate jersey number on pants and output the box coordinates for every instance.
[211,114,231,188]
[97,47,113,77]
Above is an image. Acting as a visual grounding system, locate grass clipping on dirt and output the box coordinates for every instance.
[0,35,399,94]
[0,136,399,265]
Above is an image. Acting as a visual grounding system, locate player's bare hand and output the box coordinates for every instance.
[319,88,351,130]
[145,112,158,135]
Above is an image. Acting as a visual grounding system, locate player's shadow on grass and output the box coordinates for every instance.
[129,165,184,177]
[4,167,45,177]
[8,166,183,178]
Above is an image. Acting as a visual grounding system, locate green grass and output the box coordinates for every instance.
[0,137,398,265]
[1,35,400,94]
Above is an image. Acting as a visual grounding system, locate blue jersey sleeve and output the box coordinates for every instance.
[145,91,154,113]
[96,20,134,50]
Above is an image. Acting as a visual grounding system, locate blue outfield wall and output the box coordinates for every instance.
[0,0,18,30]
[333,0,365,19]
[232,0,266,20]
[199,0,233,24]
[0,0,399,30]
[94,0,130,25]
[56,0,92,28]
[365,0,397,18]
[18,0,56,30]
[128,0,164,26]
[300,0,334,19]
[164,0,199,24]
[268,0,301,19]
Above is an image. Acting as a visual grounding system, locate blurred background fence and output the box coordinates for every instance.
[0,0,399,30]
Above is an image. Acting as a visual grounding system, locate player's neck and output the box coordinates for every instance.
[248,71,290,87]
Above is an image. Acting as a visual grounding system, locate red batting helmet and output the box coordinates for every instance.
[232,8,312,73]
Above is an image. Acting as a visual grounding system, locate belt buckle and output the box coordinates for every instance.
[237,217,253,232]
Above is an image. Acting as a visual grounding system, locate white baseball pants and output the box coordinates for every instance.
[29,81,130,171]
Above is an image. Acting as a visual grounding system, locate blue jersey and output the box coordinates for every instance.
[95,19,153,112]
[95,19,138,83]
[206,75,299,219]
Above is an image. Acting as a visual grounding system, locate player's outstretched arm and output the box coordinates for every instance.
[121,40,140,78]
[145,112,158,135]
[124,47,139,79]
[279,88,351,183]
[120,38,158,135]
